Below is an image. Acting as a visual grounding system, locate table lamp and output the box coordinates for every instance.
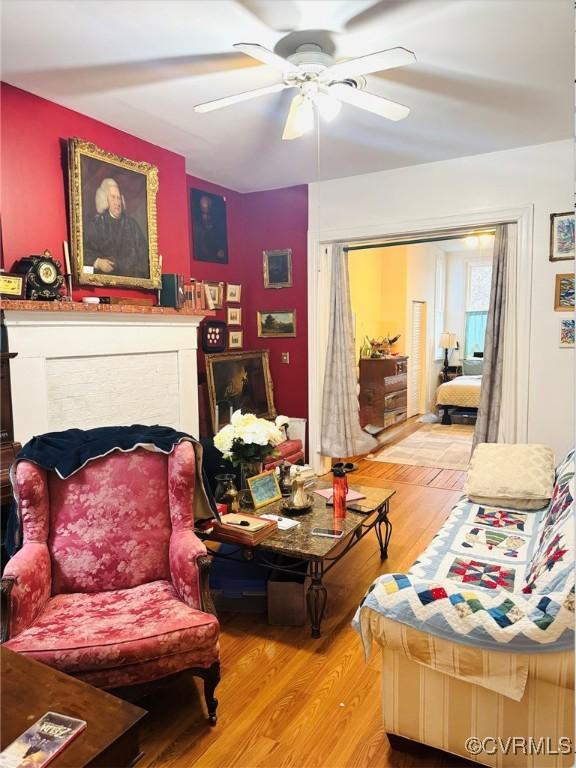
[439,332,457,382]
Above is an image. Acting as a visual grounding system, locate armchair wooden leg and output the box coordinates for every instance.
[200,661,220,726]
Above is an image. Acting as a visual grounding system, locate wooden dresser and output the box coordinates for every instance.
[359,357,408,433]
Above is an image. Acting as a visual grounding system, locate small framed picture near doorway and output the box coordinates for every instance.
[559,317,575,348]
[550,212,575,262]
[263,249,292,288]
[554,274,575,311]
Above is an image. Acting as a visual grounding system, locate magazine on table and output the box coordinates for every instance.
[0,712,87,768]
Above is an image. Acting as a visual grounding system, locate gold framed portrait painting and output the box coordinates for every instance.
[68,138,160,289]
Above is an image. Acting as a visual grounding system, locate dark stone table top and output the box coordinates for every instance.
[251,483,395,560]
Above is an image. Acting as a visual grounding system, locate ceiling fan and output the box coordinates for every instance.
[194,42,416,140]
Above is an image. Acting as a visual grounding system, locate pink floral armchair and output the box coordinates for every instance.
[1,442,220,724]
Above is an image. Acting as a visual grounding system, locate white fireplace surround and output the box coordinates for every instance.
[5,310,205,445]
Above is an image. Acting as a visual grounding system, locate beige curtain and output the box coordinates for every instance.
[474,224,510,445]
[321,245,377,458]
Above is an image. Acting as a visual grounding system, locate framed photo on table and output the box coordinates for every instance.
[263,249,292,288]
[68,138,160,289]
[247,470,282,509]
[550,212,575,262]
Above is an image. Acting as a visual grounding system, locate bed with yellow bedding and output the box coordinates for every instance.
[436,374,482,424]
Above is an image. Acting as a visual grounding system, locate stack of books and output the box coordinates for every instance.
[182,279,216,311]
[209,513,277,546]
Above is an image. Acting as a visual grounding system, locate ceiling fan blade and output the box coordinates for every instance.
[282,93,314,140]
[320,47,416,82]
[194,82,289,113]
[328,84,410,121]
[233,43,301,74]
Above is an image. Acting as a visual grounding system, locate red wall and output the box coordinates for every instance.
[1,83,189,298]
[1,82,308,421]
[240,186,308,421]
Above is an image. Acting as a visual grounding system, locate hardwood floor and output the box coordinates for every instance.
[138,461,467,768]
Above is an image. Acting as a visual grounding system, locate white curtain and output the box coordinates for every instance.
[474,223,519,445]
[320,244,377,458]
[497,223,520,443]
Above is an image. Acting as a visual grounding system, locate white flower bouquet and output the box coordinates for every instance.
[214,410,287,467]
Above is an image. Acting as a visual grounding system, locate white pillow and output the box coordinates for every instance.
[464,443,555,510]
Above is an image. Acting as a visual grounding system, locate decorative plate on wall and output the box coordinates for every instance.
[202,320,227,353]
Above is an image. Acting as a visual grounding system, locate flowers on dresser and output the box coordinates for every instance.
[214,410,286,466]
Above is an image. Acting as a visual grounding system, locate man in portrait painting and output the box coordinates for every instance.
[192,189,228,263]
[84,178,150,278]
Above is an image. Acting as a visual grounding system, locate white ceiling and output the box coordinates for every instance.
[2,0,573,192]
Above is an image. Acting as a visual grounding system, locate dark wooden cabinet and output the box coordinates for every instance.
[359,357,408,433]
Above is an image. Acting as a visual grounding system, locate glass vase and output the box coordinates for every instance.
[239,460,263,509]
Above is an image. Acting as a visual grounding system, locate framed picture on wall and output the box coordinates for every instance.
[191,189,228,264]
[227,307,242,325]
[559,317,575,348]
[263,249,293,288]
[550,212,575,262]
[229,330,243,349]
[257,310,296,338]
[554,274,575,311]
[68,138,160,289]
[205,349,276,432]
[226,283,241,302]
[206,281,224,309]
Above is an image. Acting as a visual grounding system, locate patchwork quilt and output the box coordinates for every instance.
[354,450,575,654]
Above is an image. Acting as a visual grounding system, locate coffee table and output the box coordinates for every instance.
[1,646,146,767]
[201,483,394,638]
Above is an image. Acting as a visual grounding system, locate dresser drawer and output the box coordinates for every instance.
[384,390,407,410]
[383,373,407,393]
[383,408,407,429]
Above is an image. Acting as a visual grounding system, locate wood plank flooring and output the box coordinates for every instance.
[137,461,466,768]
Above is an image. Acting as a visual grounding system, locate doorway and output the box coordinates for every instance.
[307,207,532,473]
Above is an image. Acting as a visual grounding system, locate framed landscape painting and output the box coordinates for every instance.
[257,310,296,338]
[550,212,575,262]
[554,274,575,311]
[205,350,276,432]
[68,138,160,289]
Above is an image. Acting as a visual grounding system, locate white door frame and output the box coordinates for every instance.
[307,205,533,472]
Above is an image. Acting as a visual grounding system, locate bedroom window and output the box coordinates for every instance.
[464,262,492,357]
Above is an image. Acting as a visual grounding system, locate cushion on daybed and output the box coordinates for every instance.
[464,443,555,510]
[462,358,484,375]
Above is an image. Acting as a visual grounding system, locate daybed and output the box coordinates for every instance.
[354,448,574,767]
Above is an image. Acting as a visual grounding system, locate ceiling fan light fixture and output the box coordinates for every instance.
[314,90,342,122]
[282,93,315,140]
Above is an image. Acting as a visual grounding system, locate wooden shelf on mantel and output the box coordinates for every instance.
[0,299,215,317]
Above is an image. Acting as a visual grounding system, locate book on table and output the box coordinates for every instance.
[0,712,87,768]
[313,488,366,503]
[210,513,277,546]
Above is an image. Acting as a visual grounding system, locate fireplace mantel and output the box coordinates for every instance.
[2,302,211,445]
